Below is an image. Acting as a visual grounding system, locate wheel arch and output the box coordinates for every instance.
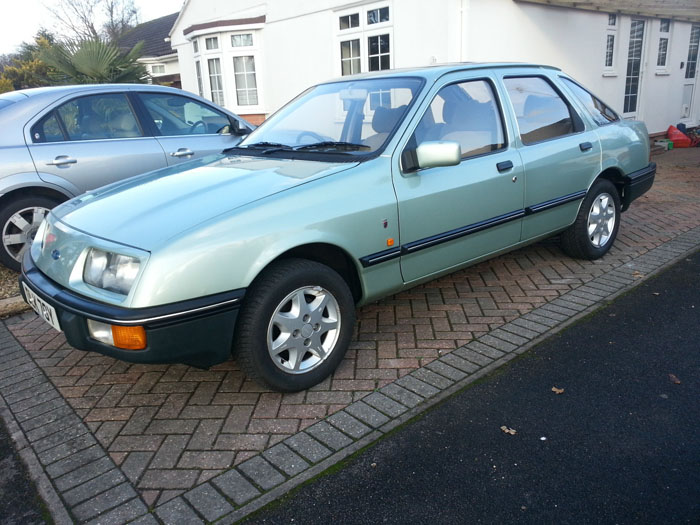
[594,167,626,206]
[270,243,364,304]
[0,185,72,209]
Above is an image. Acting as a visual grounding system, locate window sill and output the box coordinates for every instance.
[602,71,618,77]
[655,71,671,76]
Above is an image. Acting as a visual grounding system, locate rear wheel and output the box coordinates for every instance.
[0,196,60,271]
[233,258,355,392]
[561,179,620,260]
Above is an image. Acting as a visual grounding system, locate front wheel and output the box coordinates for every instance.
[233,258,356,392]
[0,196,61,271]
[560,179,620,260]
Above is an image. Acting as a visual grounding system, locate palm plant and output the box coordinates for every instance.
[40,38,148,84]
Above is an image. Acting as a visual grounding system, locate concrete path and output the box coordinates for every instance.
[0,148,698,523]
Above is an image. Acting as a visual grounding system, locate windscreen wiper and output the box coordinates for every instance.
[294,141,370,151]
[223,142,294,154]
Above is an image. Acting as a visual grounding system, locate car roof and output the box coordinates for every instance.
[5,83,183,99]
[319,62,561,85]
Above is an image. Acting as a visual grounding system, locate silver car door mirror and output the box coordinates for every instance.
[415,141,461,170]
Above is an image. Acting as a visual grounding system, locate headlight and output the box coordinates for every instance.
[83,248,140,296]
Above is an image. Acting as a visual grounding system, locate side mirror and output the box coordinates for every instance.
[404,141,461,172]
[230,118,251,136]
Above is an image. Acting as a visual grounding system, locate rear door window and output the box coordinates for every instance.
[560,77,619,126]
[54,93,143,141]
[503,76,576,145]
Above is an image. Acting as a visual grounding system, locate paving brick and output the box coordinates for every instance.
[110,435,164,452]
[362,392,410,417]
[380,383,424,407]
[214,433,268,451]
[212,468,260,505]
[85,497,149,525]
[489,329,529,346]
[25,413,82,443]
[139,469,199,489]
[466,339,506,359]
[45,445,106,479]
[222,405,254,433]
[54,456,116,492]
[453,347,493,366]
[3,380,52,404]
[121,451,154,484]
[184,483,234,522]
[156,496,204,525]
[426,360,468,382]
[285,432,332,463]
[345,401,391,428]
[501,322,540,340]
[306,421,354,451]
[411,368,454,389]
[62,468,126,506]
[150,435,190,469]
[395,375,439,398]
[478,334,518,353]
[238,456,286,490]
[439,353,480,374]
[145,419,198,435]
[178,451,235,469]
[38,432,96,465]
[263,443,309,476]
[327,411,372,439]
[71,482,138,521]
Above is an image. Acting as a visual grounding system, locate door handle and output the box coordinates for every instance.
[497,160,513,172]
[46,156,77,166]
[170,148,194,158]
[579,142,593,152]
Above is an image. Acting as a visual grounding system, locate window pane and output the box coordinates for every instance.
[605,34,614,67]
[152,65,165,74]
[368,34,390,71]
[193,40,198,53]
[504,77,574,144]
[232,33,253,47]
[205,37,218,50]
[367,7,389,25]
[624,20,645,112]
[234,56,258,106]
[660,19,670,32]
[208,58,224,106]
[561,77,618,125]
[139,93,230,135]
[340,39,361,75]
[339,13,359,30]
[56,94,141,141]
[195,61,203,97]
[32,112,64,143]
[413,80,505,157]
[657,37,668,66]
[608,14,616,26]
[686,25,700,79]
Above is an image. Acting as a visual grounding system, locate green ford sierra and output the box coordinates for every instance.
[20,63,656,391]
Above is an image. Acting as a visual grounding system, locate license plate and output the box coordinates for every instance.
[22,283,62,332]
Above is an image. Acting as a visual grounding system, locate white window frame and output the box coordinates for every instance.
[655,18,672,74]
[205,36,219,50]
[334,2,393,77]
[603,13,618,75]
[151,64,166,75]
[231,33,254,48]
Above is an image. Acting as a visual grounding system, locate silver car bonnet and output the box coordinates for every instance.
[52,155,358,251]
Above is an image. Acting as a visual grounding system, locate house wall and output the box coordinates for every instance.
[168,0,699,134]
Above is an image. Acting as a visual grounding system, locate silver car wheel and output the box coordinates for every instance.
[2,206,49,263]
[587,192,616,248]
[267,285,341,374]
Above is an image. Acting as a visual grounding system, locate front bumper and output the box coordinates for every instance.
[621,162,656,211]
[20,252,245,368]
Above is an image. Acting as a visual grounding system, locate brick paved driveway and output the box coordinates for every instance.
[1,148,699,522]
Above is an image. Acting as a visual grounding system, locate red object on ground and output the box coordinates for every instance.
[667,126,692,148]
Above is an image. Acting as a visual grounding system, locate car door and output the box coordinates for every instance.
[27,92,167,194]
[499,74,602,241]
[136,92,248,165]
[393,74,524,283]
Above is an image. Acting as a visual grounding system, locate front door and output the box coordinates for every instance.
[393,75,524,283]
[623,19,646,119]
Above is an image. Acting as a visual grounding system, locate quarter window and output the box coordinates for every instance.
[340,39,361,76]
[368,34,390,71]
[413,79,505,158]
[233,56,258,105]
[560,77,619,126]
[504,77,575,145]
[208,58,225,106]
[32,112,65,143]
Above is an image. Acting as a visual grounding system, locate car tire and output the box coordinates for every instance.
[0,196,61,272]
[560,179,620,260]
[233,258,356,392]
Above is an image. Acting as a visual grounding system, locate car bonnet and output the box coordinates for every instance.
[51,155,358,251]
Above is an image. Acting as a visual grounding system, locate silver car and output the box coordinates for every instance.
[0,84,253,270]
